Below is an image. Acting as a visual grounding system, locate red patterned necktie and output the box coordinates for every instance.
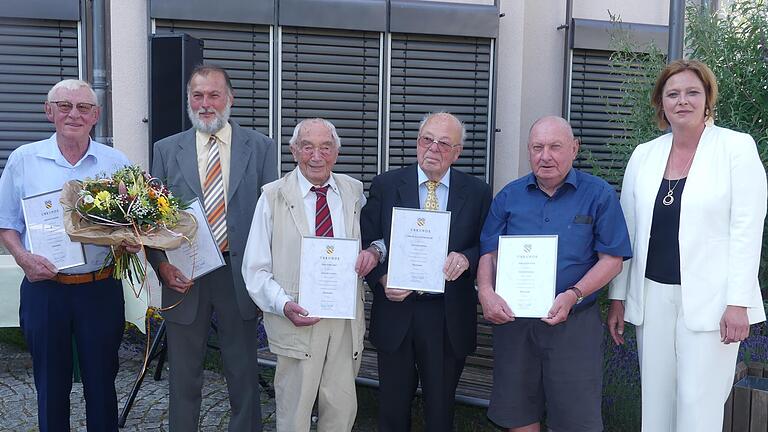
[311,185,334,237]
[203,135,228,251]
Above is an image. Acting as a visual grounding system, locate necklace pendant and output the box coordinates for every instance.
[662,190,675,206]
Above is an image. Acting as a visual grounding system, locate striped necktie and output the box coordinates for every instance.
[311,185,334,237]
[424,180,440,211]
[203,135,228,251]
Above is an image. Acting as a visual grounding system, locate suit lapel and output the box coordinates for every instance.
[333,172,359,237]
[446,169,468,250]
[228,123,252,202]
[281,168,311,236]
[446,168,467,216]
[396,165,420,209]
[175,129,204,199]
[642,135,673,207]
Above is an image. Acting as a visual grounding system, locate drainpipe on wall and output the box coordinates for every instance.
[667,0,685,62]
[560,0,573,119]
[92,0,110,144]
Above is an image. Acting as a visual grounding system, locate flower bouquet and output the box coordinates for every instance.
[61,165,196,284]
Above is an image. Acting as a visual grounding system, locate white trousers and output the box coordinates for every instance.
[274,318,360,432]
[637,279,739,432]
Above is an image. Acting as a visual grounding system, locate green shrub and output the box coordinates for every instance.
[599,3,768,430]
[605,0,768,288]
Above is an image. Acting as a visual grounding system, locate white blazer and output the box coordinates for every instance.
[609,125,767,331]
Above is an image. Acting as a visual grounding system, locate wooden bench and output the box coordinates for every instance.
[258,292,495,406]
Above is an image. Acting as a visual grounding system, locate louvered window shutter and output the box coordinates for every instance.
[0,18,78,176]
[570,49,635,186]
[388,34,491,181]
[280,27,381,189]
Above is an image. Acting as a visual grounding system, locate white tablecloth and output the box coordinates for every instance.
[0,252,160,333]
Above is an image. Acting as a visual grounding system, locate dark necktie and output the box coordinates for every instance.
[311,185,334,237]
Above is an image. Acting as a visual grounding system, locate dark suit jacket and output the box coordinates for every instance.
[361,164,492,358]
[148,122,278,324]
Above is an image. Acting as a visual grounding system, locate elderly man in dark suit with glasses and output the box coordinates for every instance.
[361,112,493,432]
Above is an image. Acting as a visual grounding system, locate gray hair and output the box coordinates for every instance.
[186,64,234,99]
[47,79,97,105]
[289,118,342,148]
[418,112,466,146]
[528,116,575,141]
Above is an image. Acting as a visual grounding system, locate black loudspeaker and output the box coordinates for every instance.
[149,33,204,149]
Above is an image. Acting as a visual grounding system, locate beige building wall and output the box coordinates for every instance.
[110,0,150,170]
[107,0,671,193]
[489,0,670,192]
[572,0,669,25]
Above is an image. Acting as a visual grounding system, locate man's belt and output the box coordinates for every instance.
[412,292,444,301]
[53,266,114,285]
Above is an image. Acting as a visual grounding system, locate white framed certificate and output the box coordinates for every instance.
[298,236,359,319]
[386,207,451,293]
[166,198,225,280]
[495,235,558,318]
[21,189,85,270]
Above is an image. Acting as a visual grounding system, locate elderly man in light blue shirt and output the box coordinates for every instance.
[0,79,133,431]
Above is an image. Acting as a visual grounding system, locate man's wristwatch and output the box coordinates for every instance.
[568,286,584,304]
[369,243,385,263]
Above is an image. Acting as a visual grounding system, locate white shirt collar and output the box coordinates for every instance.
[43,133,97,167]
[296,168,338,198]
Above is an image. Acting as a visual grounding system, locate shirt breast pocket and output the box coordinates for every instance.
[563,216,595,258]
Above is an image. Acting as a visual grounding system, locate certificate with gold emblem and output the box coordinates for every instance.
[166,198,226,280]
[387,207,451,293]
[495,235,558,318]
[298,236,359,319]
[21,189,85,270]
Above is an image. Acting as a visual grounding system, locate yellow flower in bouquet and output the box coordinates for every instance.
[157,196,172,217]
[61,165,196,284]
[93,190,112,210]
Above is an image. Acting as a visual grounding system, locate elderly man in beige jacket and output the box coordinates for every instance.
[242,118,380,431]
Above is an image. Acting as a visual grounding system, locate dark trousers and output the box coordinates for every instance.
[377,297,466,432]
[487,302,603,432]
[19,277,125,432]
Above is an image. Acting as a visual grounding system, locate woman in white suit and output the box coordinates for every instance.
[607,59,767,431]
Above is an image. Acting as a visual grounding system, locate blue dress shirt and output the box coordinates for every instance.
[0,134,130,273]
[480,169,632,307]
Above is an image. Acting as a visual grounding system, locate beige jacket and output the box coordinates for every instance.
[261,168,366,361]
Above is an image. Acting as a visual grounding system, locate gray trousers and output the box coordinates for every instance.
[166,261,262,431]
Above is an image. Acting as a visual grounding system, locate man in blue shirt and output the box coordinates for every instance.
[477,116,631,432]
[0,79,133,431]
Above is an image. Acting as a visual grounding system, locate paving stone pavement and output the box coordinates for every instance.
[0,334,381,431]
[0,335,283,432]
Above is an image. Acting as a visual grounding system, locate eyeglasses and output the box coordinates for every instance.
[49,101,97,114]
[298,144,335,157]
[417,136,460,153]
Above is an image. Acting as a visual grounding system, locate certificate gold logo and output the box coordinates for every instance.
[523,244,532,254]
[44,200,53,209]
[326,245,335,255]
[416,218,426,227]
